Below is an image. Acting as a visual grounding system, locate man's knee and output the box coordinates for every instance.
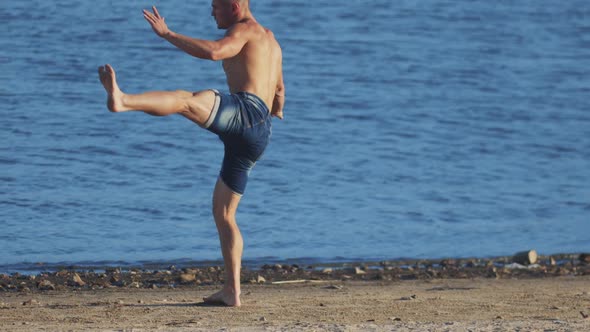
[213,201,232,221]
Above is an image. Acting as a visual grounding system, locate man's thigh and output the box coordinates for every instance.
[180,89,217,126]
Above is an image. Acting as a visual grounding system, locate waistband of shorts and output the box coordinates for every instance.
[235,91,270,115]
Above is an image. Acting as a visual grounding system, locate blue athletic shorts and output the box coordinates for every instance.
[202,90,272,196]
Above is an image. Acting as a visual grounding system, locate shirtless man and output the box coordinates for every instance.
[98,0,284,307]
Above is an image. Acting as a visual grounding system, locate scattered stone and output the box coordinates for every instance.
[72,273,86,287]
[354,267,366,275]
[22,299,40,306]
[400,295,417,301]
[128,282,141,288]
[319,303,325,306]
[390,317,402,321]
[151,284,158,289]
[56,270,69,277]
[256,275,266,284]
[18,286,31,293]
[440,259,457,268]
[324,285,343,290]
[579,253,590,264]
[37,280,56,291]
[495,315,503,320]
[513,250,538,265]
[581,311,589,319]
[138,300,144,304]
[179,274,196,283]
[550,257,557,266]
[322,268,333,274]
[168,265,177,271]
[259,316,267,322]
[109,275,121,284]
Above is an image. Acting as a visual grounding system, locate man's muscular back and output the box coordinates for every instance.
[222,19,283,114]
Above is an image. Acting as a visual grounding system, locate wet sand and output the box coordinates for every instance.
[1,277,589,331]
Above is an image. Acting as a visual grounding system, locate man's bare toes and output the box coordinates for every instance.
[98,66,107,84]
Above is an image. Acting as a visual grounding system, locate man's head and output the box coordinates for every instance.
[211,0,250,29]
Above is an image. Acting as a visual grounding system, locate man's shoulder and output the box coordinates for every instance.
[227,20,271,39]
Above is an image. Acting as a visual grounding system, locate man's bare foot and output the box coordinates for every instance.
[203,288,241,307]
[98,64,129,112]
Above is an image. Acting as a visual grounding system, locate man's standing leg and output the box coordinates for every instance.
[99,63,244,306]
[204,178,243,306]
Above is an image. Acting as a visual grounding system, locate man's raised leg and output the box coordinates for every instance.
[98,64,215,125]
[203,178,243,307]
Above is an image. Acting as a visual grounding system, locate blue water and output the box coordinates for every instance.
[1,0,589,271]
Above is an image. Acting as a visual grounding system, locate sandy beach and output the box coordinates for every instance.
[2,275,589,331]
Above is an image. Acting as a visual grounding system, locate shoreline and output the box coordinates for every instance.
[1,277,589,331]
[1,253,588,293]
[1,252,587,274]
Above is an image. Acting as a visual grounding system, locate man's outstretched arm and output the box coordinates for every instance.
[143,6,247,61]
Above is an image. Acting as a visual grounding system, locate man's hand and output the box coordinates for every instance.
[143,6,171,38]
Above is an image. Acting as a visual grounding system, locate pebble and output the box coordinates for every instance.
[324,285,343,290]
[179,274,196,283]
[22,299,40,306]
[256,275,266,284]
[72,273,86,287]
[37,280,56,291]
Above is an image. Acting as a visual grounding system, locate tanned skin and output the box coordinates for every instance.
[98,0,284,306]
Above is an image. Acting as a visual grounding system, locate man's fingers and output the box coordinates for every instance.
[143,13,156,24]
[143,9,153,19]
[143,9,158,21]
[153,6,161,18]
